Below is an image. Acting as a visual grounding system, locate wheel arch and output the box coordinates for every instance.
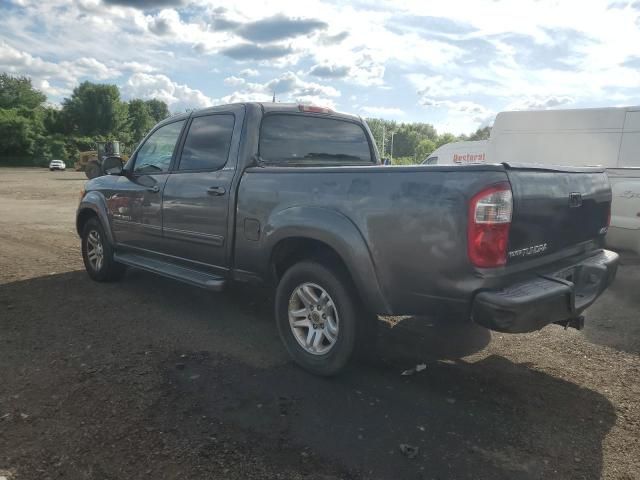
[264,207,391,314]
[76,192,115,245]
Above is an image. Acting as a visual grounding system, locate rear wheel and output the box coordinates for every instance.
[275,260,371,376]
[81,218,125,282]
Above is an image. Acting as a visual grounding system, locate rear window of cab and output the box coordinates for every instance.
[259,114,373,165]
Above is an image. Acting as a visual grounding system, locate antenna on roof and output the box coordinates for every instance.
[272,90,276,103]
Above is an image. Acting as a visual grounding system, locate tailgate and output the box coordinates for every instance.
[505,163,611,264]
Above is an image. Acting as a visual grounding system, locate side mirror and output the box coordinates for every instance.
[103,156,124,175]
[105,165,123,176]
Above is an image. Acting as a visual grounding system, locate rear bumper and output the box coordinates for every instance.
[471,249,619,333]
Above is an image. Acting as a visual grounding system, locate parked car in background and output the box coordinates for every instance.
[77,102,618,376]
[49,159,66,171]
[423,106,640,255]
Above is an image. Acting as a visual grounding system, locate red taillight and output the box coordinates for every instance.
[298,104,333,114]
[467,182,512,268]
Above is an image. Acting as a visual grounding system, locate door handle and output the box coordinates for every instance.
[207,186,226,196]
[147,186,160,193]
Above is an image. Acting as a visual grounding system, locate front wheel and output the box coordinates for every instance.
[275,261,368,376]
[81,218,126,282]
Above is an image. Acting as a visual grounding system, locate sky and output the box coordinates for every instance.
[1,0,639,135]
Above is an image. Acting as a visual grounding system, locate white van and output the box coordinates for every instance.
[423,106,640,254]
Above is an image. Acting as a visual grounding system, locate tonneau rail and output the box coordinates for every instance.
[502,162,606,173]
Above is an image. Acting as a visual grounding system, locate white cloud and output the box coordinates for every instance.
[420,97,495,134]
[221,71,340,106]
[294,95,337,109]
[146,8,181,36]
[122,73,213,111]
[506,95,574,111]
[33,79,66,98]
[239,68,260,77]
[0,41,119,94]
[420,98,492,117]
[408,74,488,98]
[221,90,272,104]
[223,76,246,86]
[360,106,405,117]
[118,61,157,73]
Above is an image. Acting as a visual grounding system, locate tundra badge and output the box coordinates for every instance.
[508,243,548,258]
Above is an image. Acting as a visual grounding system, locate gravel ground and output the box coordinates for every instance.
[0,167,638,480]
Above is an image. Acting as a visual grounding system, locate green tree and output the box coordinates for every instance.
[415,139,436,161]
[145,99,170,123]
[366,118,444,159]
[0,74,46,109]
[411,123,438,142]
[392,128,420,157]
[467,126,491,141]
[61,81,128,137]
[0,108,36,155]
[436,132,457,148]
[128,99,154,144]
[42,107,66,135]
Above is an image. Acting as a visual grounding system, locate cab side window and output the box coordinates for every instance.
[134,120,185,174]
[178,114,235,171]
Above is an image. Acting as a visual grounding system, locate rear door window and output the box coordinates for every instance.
[259,114,373,165]
[178,114,235,171]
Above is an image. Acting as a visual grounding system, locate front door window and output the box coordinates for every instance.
[134,121,185,174]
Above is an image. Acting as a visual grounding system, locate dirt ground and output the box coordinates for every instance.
[0,167,638,480]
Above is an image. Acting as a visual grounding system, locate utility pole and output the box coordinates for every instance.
[390,131,395,162]
[272,90,276,102]
[382,124,386,158]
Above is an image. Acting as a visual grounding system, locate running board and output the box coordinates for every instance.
[114,252,226,292]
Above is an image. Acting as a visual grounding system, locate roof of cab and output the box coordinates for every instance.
[159,102,362,124]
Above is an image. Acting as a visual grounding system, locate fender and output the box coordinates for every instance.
[76,191,115,245]
[262,206,392,314]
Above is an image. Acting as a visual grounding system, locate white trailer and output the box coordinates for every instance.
[423,140,489,165]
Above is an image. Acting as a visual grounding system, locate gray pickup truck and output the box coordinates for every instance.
[77,102,618,375]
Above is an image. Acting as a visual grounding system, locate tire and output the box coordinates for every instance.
[85,163,101,179]
[81,218,126,282]
[275,260,370,376]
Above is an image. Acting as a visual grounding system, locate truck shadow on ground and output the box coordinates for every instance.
[581,261,640,354]
[0,270,616,480]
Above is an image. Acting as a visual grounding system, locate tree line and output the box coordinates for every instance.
[0,74,169,166]
[366,118,490,165]
[0,73,490,167]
